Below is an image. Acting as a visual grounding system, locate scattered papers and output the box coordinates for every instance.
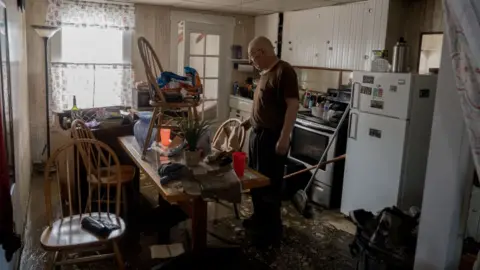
[150,243,185,259]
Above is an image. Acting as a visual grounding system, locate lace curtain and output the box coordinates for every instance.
[50,63,133,112]
[443,0,480,174]
[45,0,135,116]
[46,0,135,30]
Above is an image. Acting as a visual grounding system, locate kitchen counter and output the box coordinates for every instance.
[229,95,253,113]
[230,94,253,102]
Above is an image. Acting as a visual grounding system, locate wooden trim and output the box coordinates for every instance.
[293,66,353,73]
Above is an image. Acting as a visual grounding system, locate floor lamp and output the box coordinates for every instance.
[32,25,60,171]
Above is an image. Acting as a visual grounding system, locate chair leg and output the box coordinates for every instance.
[48,251,59,270]
[122,185,128,219]
[156,109,164,142]
[193,106,199,121]
[85,185,94,213]
[233,203,240,220]
[113,241,125,270]
[142,106,159,159]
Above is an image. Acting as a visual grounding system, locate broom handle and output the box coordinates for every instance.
[302,105,350,192]
[284,154,346,179]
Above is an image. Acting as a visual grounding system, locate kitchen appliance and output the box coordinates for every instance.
[288,89,350,208]
[340,72,437,215]
[132,86,154,111]
[392,37,409,73]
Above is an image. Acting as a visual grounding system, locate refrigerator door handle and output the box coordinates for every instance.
[351,82,361,109]
[348,112,358,140]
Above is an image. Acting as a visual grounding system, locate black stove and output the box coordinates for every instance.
[296,111,338,128]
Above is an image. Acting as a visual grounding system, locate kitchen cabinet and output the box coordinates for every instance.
[282,0,401,71]
[327,2,377,70]
[255,13,280,54]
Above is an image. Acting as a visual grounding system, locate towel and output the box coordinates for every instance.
[195,168,241,203]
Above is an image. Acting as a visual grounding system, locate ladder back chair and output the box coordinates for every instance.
[41,139,126,270]
[137,36,201,159]
[212,118,247,151]
[71,119,135,216]
[211,118,248,220]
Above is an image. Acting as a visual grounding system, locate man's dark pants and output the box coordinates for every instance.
[248,126,286,239]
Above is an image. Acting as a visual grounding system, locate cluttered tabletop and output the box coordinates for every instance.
[118,135,270,203]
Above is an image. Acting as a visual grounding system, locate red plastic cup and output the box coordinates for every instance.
[233,152,246,177]
[160,129,171,147]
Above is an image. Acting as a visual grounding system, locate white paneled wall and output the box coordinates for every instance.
[282,0,390,71]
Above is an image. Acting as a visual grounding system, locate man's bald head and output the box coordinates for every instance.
[248,36,278,70]
[248,36,275,56]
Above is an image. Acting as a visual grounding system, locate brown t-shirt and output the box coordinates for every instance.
[251,60,299,131]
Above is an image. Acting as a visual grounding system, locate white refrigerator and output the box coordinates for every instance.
[340,72,437,215]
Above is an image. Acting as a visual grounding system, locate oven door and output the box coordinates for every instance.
[288,123,336,186]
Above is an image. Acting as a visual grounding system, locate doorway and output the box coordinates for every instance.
[178,21,226,123]
[418,33,443,74]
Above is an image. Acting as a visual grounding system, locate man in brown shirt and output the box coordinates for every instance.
[242,36,299,246]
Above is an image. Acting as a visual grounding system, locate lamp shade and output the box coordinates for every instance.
[31,25,60,39]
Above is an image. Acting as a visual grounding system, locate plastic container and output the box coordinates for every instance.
[232,152,247,177]
[160,128,171,147]
[312,106,323,118]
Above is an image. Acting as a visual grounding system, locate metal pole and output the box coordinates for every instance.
[44,37,51,159]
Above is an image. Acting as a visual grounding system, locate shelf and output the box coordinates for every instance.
[230,58,250,64]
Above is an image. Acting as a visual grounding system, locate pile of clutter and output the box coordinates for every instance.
[349,206,421,269]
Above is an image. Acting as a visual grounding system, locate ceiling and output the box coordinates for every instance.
[123,0,364,15]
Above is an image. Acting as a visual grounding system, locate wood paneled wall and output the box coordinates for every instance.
[133,4,172,81]
[403,0,444,72]
[26,0,50,162]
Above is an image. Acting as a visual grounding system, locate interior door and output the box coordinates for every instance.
[183,22,225,122]
[341,111,407,214]
[353,72,412,119]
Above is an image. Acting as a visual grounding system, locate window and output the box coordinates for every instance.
[50,26,133,111]
[60,26,125,64]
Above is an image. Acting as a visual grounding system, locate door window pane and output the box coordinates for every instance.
[189,33,205,55]
[204,79,218,99]
[206,34,220,56]
[205,57,219,77]
[189,56,204,77]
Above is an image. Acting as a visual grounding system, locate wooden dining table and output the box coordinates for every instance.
[118,135,270,251]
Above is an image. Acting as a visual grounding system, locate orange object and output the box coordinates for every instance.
[160,129,171,146]
[232,152,247,177]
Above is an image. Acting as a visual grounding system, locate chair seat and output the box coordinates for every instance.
[149,99,200,108]
[87,165,135,185]
[40,212,126,251]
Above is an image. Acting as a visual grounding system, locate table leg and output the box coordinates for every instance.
[191,198,208,251]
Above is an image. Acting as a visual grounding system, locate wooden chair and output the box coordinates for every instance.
[212,118,247,151]
[41,139,126,270]
[71,119,135,216]
[137,36,201,159]
[211,118,248,221]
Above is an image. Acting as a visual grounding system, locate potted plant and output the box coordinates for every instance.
[178,118,210,166]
